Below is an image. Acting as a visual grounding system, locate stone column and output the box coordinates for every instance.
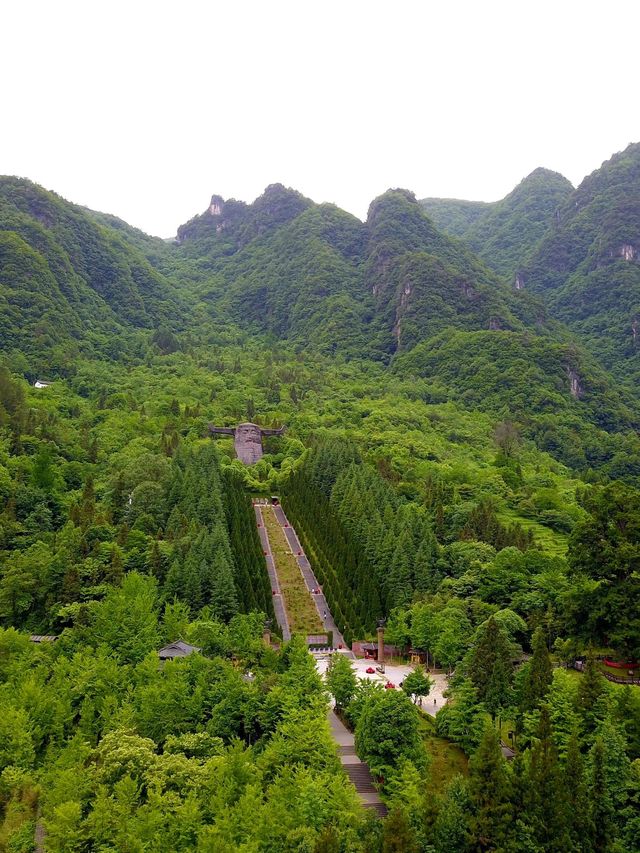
[377,619,386,672]
[263,618,272,647]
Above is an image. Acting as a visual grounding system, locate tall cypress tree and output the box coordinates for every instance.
[520,626,553,713]
[564,727,593,851]
[588,737,612,853]
[468,618,513,723]
[432,775,471,853]
[468,722,513,852]
[525,705,570,852]
[578,650,606,734]
[381,808,419,853]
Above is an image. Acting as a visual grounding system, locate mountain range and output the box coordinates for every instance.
[2,142,640,480]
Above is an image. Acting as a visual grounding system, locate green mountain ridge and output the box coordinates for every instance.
[0,177,187,372]
[420,146,640,388]
[420,167,574,279]
[1,160,639,482]
[176,184,557,360]
[522,142,640,381]
[364,188,551,353]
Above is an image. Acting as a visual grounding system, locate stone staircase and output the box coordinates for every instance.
[329,711,387,817]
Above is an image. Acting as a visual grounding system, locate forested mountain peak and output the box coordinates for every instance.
[462,166,573,278]
[176,182,312,246]
[495,166,574,220]
[518,165,572,186]
[523,141,640,381]
[420,166,573,280]
[0,176,185,373]
[362,187,553,352]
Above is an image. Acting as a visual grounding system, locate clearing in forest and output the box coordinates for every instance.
[262,506,324,635]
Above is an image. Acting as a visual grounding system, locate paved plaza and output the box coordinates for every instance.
[315,653,449,716]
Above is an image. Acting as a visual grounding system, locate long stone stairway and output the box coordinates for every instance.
[254,500,384,817]
[272,504,347,649]
[328,709,387,817]
[254,504,291,640]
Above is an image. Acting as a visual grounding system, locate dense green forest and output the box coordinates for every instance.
[424,143,640,387]
[0,146,639,850]
[422,168,573,281]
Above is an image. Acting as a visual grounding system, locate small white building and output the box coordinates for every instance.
[34,380,51,389]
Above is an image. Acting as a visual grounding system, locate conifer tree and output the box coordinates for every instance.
[80,477,96,529]
[413,533,438,593]
[520,625,553,713]
[468,617,513,723]
[578,650,606,734]
[209,551,239,621]
[468,722,513,851]
[148,541,165,582]
[106,547,124,585]
[388,529,413,609]
[381,807,419,853]
[525,705,570,852]
[564,727,593,850]
[432,775,471,853]
[588,737,613,853]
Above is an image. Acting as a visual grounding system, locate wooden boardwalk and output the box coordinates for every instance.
[328,709,387,817]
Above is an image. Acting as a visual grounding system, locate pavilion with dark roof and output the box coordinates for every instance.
[157,641,202,660]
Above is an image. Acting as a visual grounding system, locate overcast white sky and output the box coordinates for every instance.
[3,0,639,237]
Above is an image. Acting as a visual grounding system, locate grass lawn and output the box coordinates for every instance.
[600,662,640,682]
[419,714,468,791]
[563,667,629,691]
[263,507,324,635]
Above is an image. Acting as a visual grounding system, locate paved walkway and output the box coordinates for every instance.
[328,709,387,817]
[273,505,346,649]
[254,505,291,640]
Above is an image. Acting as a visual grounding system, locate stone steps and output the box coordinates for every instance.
[327,710,387,817]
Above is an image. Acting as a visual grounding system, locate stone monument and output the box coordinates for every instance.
[208,422,285,465]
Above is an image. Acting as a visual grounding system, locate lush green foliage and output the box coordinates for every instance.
[0,367,274,634]
[2,148,640,850]
[423,168,573,280]
[0,177,186,374]
[524,143,640,382]
[419,197,491,236]
[325,652,358,710]
[567,482,640,658]
[0,622,377,850]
